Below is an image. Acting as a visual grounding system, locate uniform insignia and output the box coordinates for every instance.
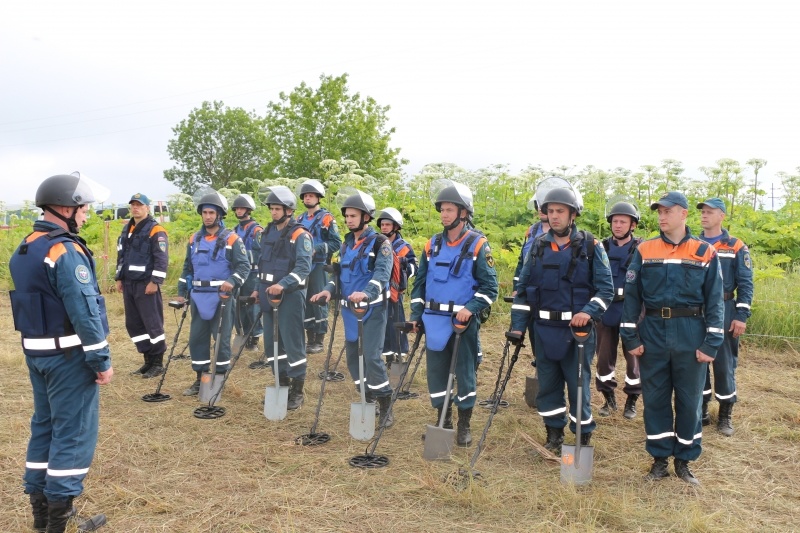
[485,244,494,268]
[743,251,751,270]
[625,269,636,283]
[75,265,91,284]
[158,240,167,252]
[303,237,312,252]
[381,243,391,257]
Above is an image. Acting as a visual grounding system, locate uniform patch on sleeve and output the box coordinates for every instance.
[158,238,167,252]
[381,242,391,257]
[625,269,636,283]
[303,236,312,252]
[75,264,92,284]
[484,244,495,268]
[743,250,751,270]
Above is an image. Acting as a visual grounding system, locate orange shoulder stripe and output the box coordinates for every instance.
[25,231,48,243]
[150,225,167,237]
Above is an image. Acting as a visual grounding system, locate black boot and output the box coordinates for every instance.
[456,408,473,447]
[142,359,165,378]
[182,371,202,396]
[30,493,48,532]
[599,390,617,417]
[623,394,638,419]
[246,336,260,351]
[45,497,74,533]
[312,334,325,353]
[377,395,394,428]
[580,431,592,446]
[306,331,323,354]
[544,425,564,454]
[674,458,700,486]
[288,378,305,410]
[717,402,734,436]
[701,399,711,426]
[279,374,291,387]
[645,456,670,481]
[131,359,151,375]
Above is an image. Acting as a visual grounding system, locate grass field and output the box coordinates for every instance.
[1,293,799,532]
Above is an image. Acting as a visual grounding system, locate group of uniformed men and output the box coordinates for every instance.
[11,172,752,531]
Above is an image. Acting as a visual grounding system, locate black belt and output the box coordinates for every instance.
[645,306,703,319]
[724,292,735,301]
[612,294,625,302]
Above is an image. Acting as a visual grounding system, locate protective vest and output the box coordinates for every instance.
[116,217,161,282]
[190,228,234,320]
[257,222,308,290]
[601,237,640,326]
[421,230,484,351]
[339,229,389,341]
[297,209,330,264]
[9,229,109,357]
[235,219,260,271]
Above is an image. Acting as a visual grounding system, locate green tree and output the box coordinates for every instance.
[263,73,406,181]
[164,101,274,194]
[746,158,767,210]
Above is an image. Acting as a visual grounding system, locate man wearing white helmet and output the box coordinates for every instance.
[231,194,264,353]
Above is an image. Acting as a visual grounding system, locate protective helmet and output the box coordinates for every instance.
[35,171,107,207]
[265,186,297,210]
[606,201,640,223]
[376,207,403,229]
[541,187,582,216]
[435,182,474,214]
[195,189,229,216]
[232,194,257,211]
[526,196,540,212]
[340,190,376,218]
[297,179,325,198]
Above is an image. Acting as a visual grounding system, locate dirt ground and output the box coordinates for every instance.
[1,293,799,532]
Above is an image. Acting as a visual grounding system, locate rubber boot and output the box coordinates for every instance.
[644,456,670,481]
[456,408,473,447]
[143,355,165,379]
[288,378,305,410]
[131,359,151,375]
[45,497,74,533]
[717,402,735,436]
[30,493,48,532]
[674,458,700,486]
[182,371,202,396]
[279,374,291,387]
[623,394,638,419]
[308,333,324,354]
[580,431,592,446]
[701,399,711,426]
[377,395,394,428]
[598,390,617,417]
[544,425,564,454]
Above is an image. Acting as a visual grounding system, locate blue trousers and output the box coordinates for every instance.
[236,278,263,340]
[189,298,234,374]
[122,279,166,361]
[261,289,307,379]
[426,318,479,410]
[703,300,738,403]
[304,264,329,335]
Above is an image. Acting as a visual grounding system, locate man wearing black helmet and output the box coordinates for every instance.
[296,179,341,354]
[252,187,312,410]
[510,186,613,455]
[175,190,250,396]
[513,196,550,290]
[410,182,498,447]
[595,201,643,419]
[10,172,113,532]
[232,194,264,353]
[310,190,395,428]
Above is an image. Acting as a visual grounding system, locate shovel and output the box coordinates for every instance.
[199,291,229,404]
[263,292,289,421]
[349,303,376,441]
[232,294,255,354]
[561,323,594,485]
[424,314,472,461]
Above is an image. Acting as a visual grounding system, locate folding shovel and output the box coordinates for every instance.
[199,291,229,404]
[349,303,376,441]
[561,323,594,485]
[263,292,289,421]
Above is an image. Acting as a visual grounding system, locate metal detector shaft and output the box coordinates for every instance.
[207,310,262,407]
[309,294,340,434]
[148,296,190,397]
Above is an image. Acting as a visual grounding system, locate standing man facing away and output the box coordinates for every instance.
[410,182,498,447]
[510,187,613,454]
[296,179,341,353]
[115,192,169,378]
[175,190,250,396]
[697,197,753,436]
[10,172,114,533]
[512,196,550,291]
[231,194,264,352]
[595,201,643,419]
[621,191,724,485]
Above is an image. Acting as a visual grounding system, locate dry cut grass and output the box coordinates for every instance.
[1,293,799,532]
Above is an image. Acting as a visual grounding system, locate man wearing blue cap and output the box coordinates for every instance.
[116,193,169,378]
[697,198,753,436]
[620,191,724,485]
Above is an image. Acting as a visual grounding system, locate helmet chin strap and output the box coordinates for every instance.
[275,207,290,225]
[45,206,80,234]
[552,221,574,238]
[443,209,467,231]
[354,213,369,232]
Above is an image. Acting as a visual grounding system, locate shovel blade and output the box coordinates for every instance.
[389,361,408,389]
[423,424,456,461]
[349,401,376,441]
[263,385,289,421]
[524,376,539,408]
[199,372,224,404]
[560,444,594,485]
[231,334,246,354]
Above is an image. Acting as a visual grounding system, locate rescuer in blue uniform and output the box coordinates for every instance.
[252,186,313,410]
[621,191,724,486]
[296,179,341,353]
[232,194,264,352]
[410,182,499,447]
[115,192,169,379]
[310,190,395,428]
[512,195,550,289]
[595,201,643,419]
[376,207,417,366]
[510,187,613,454]
[176,190,250,396]
[697,197,753,436]
[10,172,114,533]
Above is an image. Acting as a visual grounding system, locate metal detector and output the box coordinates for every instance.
[232,294,255,354]
[194,310,263,419]
[198,291,229,404]
[503,295,539,409]
[142,296,190,402]
[387,300,410,388]
[395,336,425,400]
[349,303,376,441]
[423,314,472,461]
[561,323,594,485]
[349,322,425,468]
[264,292,289,421]
[317,263,345,382]
[478,336,511,409]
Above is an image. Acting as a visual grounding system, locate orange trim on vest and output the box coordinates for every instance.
[638,237,716,262]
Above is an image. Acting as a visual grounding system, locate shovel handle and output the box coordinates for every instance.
[394,321,415,333]
[268,292,284,309]
[570,323,592,343]
[238,295,256,304]
[451,313,473,334]
[351,302,368,319]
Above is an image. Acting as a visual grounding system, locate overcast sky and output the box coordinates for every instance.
[1,0,798,207]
